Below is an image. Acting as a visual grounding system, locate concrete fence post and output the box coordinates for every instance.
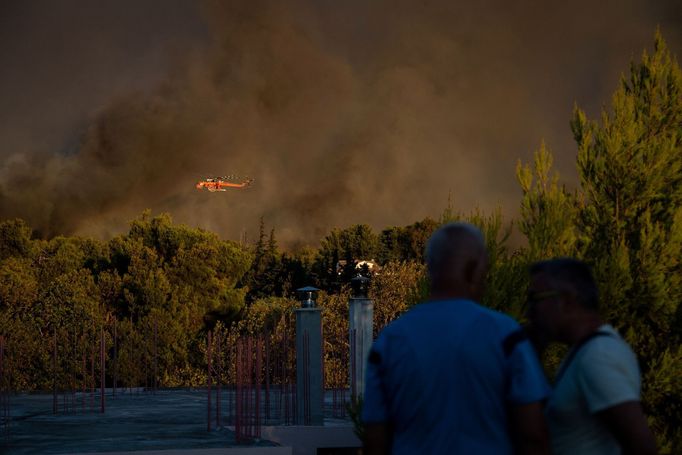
[349,275,373,399]
[295,286,323,426]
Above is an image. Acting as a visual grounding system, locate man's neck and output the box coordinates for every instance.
[429,289,474,302]
[564,314,604,346]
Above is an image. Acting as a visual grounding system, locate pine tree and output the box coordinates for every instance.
[572,31,682,345]
[516,141,579,259]
[571,31,682,450]
[516,31,682,449]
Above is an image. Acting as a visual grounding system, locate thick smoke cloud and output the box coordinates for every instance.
[0,0,680,244]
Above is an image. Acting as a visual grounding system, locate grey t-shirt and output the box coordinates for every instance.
[546,324,641,455]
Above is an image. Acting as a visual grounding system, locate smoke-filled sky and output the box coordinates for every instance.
[1,0,681,245]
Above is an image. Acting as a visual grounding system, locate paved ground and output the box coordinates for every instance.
[0,389,355,454]
[1,389,277,454]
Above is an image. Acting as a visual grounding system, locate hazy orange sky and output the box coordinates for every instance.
[1,0,680,245]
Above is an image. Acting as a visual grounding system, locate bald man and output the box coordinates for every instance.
[362,223,550,455]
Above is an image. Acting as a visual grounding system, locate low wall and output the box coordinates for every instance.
[74,448,292,455]
[71,425,360,455]
[261,426,360,455]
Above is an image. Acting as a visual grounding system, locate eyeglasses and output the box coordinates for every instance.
[526,290,566,306]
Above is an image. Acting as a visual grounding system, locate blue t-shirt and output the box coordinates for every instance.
[362,299,550,455]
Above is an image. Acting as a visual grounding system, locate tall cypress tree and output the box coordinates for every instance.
[267,228,278,262]
[253,216,267,276]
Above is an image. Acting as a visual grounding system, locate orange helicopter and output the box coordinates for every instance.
[195,175,254,192]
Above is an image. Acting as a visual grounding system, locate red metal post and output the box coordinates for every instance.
[265,333,271,422]
[246,336,252,439]
[113,320,117,398]
[141,329,147,393]
[52,329,57,415]
[226,339,232,425]
[207,331,212,432]
[153,319,158,394]
[90,347,95,412]
[216,331,221,428]
[283,333,288,423]
[100,326,105,413]
[235,338,242,441]
[1,335,5,436]
[71,331,76,413]
[256,336,262,438]
[82,344,86,413]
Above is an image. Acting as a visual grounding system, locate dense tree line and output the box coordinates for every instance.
[0,32,679,451]
[0,212,252,389]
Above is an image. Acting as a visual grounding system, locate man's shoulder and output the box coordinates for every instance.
[571,326,642,412]
[580,325,638,362]
[376,299,521,343]
[373,309,413,341]
[574,325,641,385]
[469,302,522,333]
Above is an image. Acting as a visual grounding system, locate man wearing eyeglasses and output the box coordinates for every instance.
[527,258,657,455]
